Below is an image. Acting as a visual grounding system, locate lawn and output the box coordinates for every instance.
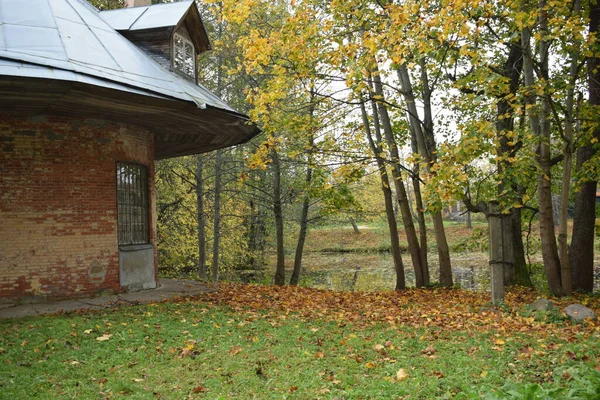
[1,284,599,399]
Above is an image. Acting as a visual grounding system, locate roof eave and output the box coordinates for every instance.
[0,75,260,159]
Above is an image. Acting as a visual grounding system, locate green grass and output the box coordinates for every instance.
[1,299,599,399]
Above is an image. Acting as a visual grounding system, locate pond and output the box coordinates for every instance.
[228,252,491,292]
[225,251,600,293]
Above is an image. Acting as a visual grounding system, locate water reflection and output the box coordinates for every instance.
[231,252,493,292]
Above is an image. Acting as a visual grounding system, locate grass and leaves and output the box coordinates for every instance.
[1,284,599,399]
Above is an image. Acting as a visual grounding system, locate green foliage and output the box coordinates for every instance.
[86,0,124,10]
[480,369,600,399]
[527,263,551,295]
[451,227,489,253]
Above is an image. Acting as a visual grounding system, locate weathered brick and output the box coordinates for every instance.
[0,115,157,303]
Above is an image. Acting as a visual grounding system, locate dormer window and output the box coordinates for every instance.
[173,33,195,78]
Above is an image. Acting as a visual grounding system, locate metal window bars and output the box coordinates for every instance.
[117,163,149,245]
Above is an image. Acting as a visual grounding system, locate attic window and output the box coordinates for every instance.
[173,33,195,78]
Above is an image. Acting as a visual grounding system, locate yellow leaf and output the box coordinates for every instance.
[365,362,375,369]
[396,368,409,381]
[494,339,505,345]
[481,370,488,378]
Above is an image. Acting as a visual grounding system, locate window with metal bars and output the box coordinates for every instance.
[117,163,149,245]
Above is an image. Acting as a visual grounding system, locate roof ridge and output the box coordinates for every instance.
[128,6,149,30]
[72,0,99,12]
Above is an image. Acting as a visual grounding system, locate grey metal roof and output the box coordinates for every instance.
[100,0,193,31]
[0,0,235,112]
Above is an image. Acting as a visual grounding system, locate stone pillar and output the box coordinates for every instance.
[488,202,504,305]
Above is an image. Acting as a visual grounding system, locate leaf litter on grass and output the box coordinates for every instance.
[188,283,600,340]
[1,282,599,399]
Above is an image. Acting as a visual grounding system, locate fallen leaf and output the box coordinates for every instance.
[315,351,325,358]
[83,329,92,335]
[432,370,444,378]
[364,361,375,369]
[396,368,409,381]
[374,344,385,352]
[192,385,208,393]
[566,351,578,360]
[133,378,144,382]
[229,346,242,356]
[96,334,112,341]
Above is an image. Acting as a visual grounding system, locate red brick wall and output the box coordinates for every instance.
[0,115,157,303]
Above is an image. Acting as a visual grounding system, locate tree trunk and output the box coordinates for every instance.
[247,168,268,270]
[349,217,360,234]
[290,195,310,286]
[512,206,533,287]
[396,63,453,286]
[557,7,580,295]
[290,95,316,286]
[361,99,406,290]
[570,0,599,293]
[290,157,312,285]
[196,155,207,279]
[371,71,425,287]
[272,146,286,286]
[522,12,564,296]
[495,40,524,287]
[410,128,429,285]
[246,200,257,268]
[211,149,223,282]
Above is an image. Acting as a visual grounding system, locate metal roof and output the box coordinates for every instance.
[100,0,194,31]
[0,0,234,112]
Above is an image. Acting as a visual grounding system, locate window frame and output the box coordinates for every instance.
[172,32,196,80]
[116,162,150,246]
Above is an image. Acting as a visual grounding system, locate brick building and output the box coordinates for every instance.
[0,0,258,303]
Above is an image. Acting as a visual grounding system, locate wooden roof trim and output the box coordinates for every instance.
[0,76,259,159]
[174,5,212,54]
